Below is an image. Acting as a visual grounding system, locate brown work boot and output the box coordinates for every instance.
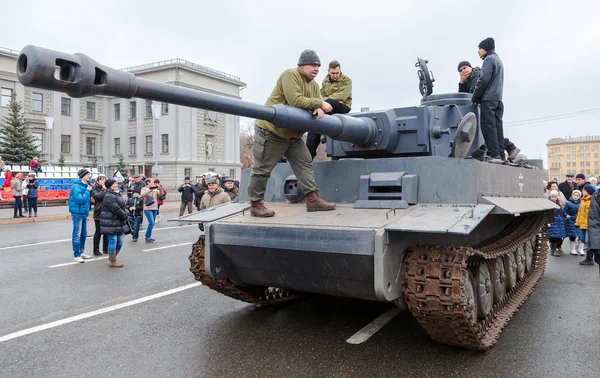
[306,191,336,212]
[108,253,124,268]
[250,200,275,217]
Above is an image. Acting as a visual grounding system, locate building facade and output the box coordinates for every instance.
[546,136,600,181]
[0,46,245,189]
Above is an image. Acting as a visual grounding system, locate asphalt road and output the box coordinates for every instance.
[1,215,599,378]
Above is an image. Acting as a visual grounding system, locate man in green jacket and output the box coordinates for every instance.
[306,60,352,160]
[249,49,336,217]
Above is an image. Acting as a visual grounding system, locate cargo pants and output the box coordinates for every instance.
[248,125,318,202]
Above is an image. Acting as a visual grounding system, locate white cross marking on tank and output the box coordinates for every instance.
[519,172,524,192]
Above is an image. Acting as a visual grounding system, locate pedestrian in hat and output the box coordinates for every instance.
[249,49,336,217]
[26,172,40,218]
[471,37,505,163]
[558,173,576,200]
[575,173,587,192]
[69,168,93,263]
[457,59,520,162]
[99,178,127,267]
[223,177,239,201]
[576,185,596,265]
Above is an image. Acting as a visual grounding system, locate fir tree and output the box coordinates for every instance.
[0,93,41,165]
[115,153,126,174]
[58,152,65,168]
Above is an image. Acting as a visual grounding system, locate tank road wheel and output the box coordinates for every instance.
[464,272,478,324]
[492,257,507,303]
[473,263,493,319]
[524,240,534,272]
[515,246,526,280]
[504,252,518,291]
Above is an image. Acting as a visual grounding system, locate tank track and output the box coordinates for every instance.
[189,235,303,305]
[403,214,548,350]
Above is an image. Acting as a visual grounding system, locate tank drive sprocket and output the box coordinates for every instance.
[403,214,548,350]
[189,235,304,305]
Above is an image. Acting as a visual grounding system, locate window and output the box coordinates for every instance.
[586,161,590,167]
[184,168,191,178]
[161,134,168,153]
[86,102,95,119]
[32,132,43,151]
[579,146,584,151]
[145,135,152,154]
[60,98,71,116]
[114,103,120,121]
[114,138,121,155]
[1,88,12,107]
[130,137,136,154]
[61,135,71,153]
[130,101,137,119]
[567,162,571,167]
[586,169,591,174]
[229,169,235,180]
[32,93,43,112]
[146,100,153,117]
[586,145,590,150]
[580,154,585,159]
[593,145,598,150]
[586,153,590,158]
[596,161,600,166]
[86,137,96,155]
[162,103,169,115]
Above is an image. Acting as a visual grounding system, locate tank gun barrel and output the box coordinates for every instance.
[16,45,376,146]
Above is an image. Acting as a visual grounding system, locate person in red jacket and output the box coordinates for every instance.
[29,157,42,174]
[2,169,12,200]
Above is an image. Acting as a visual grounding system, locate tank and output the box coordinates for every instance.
[16,45,556,350]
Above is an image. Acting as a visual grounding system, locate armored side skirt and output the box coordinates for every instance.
[206,223,380,301]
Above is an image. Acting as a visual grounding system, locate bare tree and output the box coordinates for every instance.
[240,118,254,169]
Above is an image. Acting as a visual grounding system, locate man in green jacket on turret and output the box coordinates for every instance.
[249,49,336,218]
[306,60,352,160]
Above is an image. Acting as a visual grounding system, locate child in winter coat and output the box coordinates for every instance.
[126,192,144,242]
[576,185,596,265]
[562,190,583,256]
[547,190,566,256]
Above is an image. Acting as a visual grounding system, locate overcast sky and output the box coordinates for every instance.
[3,0,599,164]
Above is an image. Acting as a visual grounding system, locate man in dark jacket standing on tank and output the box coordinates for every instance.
[471,37,506,163]
[306,60,353,160]
[248,49,336,217]
[458,60,520,161]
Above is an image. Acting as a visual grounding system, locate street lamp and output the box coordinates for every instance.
[44,116,54,166]
[151,102,162,176]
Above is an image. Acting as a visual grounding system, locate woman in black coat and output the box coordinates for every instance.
[99,179,128,268]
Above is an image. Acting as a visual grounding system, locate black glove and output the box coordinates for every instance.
[320,135,327,144]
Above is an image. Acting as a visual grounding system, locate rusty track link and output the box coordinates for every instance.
[403,215,548,350]
[188,235,303,305]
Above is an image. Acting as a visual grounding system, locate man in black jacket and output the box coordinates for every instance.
[558,173,576,200]
[126,192,144,242]
[458,60,520,161]
[178,176,195,216]
[471,37,505,163]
